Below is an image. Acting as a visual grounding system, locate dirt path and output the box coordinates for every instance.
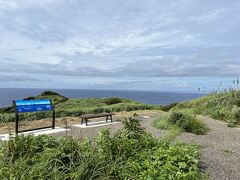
[52,110,168,140]
[176,116,240,180]
[0,110,164,134]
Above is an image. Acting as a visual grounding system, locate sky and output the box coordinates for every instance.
[0,0,240,92]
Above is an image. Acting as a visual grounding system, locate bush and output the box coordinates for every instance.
[0,116,202,179]
[169,112,185,124]
[153,116,171,129]
[161,102,178,112]
[171,112,208,135]
[41,91,63,96]
[122,114,145,139]
[0,106,14,113]
[23,96,35,100]
[154,112,208,135]
[104,97,122,105]
[232,106,240,124]
[0,113,15,123]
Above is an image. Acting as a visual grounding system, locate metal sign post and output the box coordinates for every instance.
[13,99,55,134]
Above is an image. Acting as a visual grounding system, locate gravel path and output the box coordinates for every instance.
[41,112,240,179]
[176,115,240,180]
[52,111,168,140]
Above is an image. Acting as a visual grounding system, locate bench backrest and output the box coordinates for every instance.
[80,113,114,119]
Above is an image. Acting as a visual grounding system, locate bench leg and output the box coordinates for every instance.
[81,118,88,126]
[106,115,113,123]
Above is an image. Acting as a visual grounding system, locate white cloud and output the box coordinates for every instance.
[0,0,240,90]
[190,9,231,24]
[0,0,57,10]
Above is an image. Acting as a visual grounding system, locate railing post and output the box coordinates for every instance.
[52,110,55,129]
[50,100,55,129]
[13,101,19,135]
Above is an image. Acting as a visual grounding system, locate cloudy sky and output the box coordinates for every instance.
[0,0,240,92]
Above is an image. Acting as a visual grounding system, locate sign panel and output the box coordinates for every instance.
[15,99,53,113]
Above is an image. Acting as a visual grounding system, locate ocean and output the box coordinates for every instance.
[0,88,203,108]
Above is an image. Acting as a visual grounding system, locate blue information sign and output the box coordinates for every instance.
[14,99,55,134]
[15,99,53,113]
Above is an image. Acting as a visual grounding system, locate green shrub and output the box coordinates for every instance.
[161,102,178,112]
[169,112,185,124]
[41,91,61,96]
[92,107,105,114]
[104,97,122,105]
[153,116,171,129]
[0,116,202,179]
[122,114,145,139]
[23,96,35,100]
[154,112,208,135]
[232,106,240,124]
[171,112,208,135]
[0,113,15,123]
[173,90,240,124]
[0,106,14,113]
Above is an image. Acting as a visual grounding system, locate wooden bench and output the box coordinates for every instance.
[79,113,115,126]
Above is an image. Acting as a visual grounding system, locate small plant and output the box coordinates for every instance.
[122,114,145,139]
[61,117,69,129]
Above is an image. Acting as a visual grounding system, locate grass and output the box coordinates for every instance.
[154,111,208,135]
[172,90,240,127]
[0,115,202,179]
[0,91,162,123]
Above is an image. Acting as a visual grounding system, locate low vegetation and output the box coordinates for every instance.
[0,116,202,179]
[154,111,208,135]
[0,91,161,123]
[173,90,240,126]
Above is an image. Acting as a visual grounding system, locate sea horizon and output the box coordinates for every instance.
[0,88,203,108]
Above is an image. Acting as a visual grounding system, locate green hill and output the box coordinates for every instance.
[0,91,161,123]
[173,90,240,126]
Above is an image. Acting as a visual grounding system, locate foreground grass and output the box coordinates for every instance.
[0,91,162,123]
[0,116,202,179]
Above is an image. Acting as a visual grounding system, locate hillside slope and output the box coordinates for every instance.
[173,90,240,126]
[0,91,161,122]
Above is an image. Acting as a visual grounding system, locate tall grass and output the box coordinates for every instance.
[173,90,240,126]
[154,111,208,135]
[0,116,202,179]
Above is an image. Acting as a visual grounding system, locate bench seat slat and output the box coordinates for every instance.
[80,113,115,119]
